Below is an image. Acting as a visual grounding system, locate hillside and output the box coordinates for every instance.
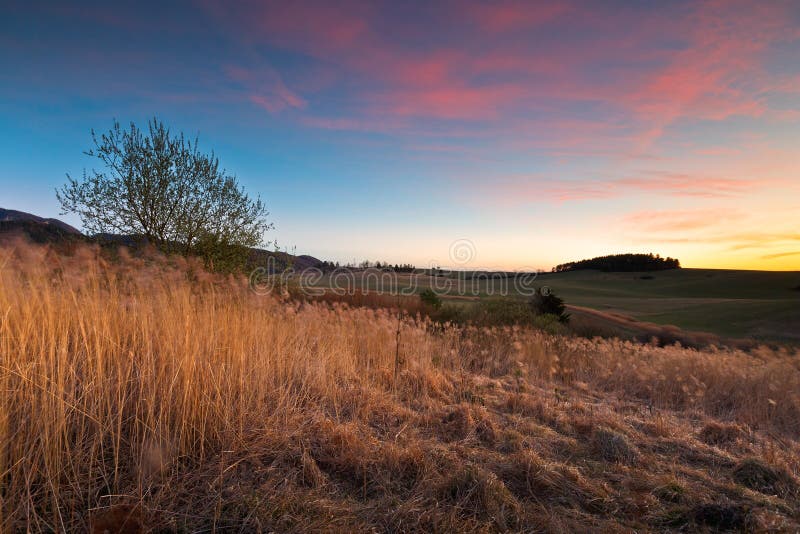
[1,243,798,532]
[0,207,84,245]
[537,268,800,343]
[0,207,81,234]
[306,268,800,344]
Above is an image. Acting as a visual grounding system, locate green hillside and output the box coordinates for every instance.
[515,269,800,342]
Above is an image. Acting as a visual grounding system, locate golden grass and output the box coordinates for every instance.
[1,241,799,531]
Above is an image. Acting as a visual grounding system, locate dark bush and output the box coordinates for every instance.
[530,288,570,323]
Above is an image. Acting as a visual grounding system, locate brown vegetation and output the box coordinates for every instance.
[1,241,799,532]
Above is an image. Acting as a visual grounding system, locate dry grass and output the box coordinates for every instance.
[1,241,799,532]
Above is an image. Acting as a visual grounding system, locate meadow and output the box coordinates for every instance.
[307,268,800,344]
[1,242,799,532]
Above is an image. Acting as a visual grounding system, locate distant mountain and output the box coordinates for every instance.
[0,208,81,234]
[249,248,323,272]
[0,208,86,244]
[0,207,322,270]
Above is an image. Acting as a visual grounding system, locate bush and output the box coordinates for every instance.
[431,303,467,324]
[474,298,536,326]
[530,288,570,323]
[531,313,569,335]
[419,288,442,309]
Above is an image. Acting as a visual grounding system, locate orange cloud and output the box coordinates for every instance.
[622,209,745,233]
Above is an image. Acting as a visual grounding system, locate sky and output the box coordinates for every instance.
[1,0,799,271]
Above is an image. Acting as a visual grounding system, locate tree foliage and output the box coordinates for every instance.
[553,253,680,273]
[57,118,271,270]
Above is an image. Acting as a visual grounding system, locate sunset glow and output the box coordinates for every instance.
[2,0,799,269]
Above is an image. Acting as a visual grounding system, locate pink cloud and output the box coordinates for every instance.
[465,1,572,33]
[224,64,307,113]
[616,172,761,198]
[553,173,763,202]
[462,170,767,206]
[201,0,800,161]
[621,209,745,233]
[378,84,527,120]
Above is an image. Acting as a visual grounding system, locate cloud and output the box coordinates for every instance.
[224,64,307,113]
[648,232,800,251]
[622,209,745,233]
[762,250,800,260]
[196,0,800,177]
[617,208,800,259]
[616,172,761,198]
[537,171,764,202]
[465,1,572,33]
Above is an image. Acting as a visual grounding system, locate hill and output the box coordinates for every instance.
[0,207,85,246]
[0,207,81,234]
[0,207,321,270]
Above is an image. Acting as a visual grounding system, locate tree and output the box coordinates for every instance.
[553,253,680,273]
[530,287,570,323]
[57,118,271,271]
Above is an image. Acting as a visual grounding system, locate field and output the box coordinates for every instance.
[306,268,800,344]
[534,269,800,343]
[1,243,800,532]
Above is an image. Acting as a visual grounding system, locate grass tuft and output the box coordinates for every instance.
[732,458,798,498]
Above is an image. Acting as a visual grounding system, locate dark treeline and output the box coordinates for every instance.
[553,253,680,272]
[313,260,417,273]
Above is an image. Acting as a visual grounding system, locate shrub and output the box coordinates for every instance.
[530,287,570,323]
[474,298,536,326]
[419,288,442,309]
[531,313,569,335]
[431,303,467,324]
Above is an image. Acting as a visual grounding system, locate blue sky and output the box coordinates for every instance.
[2,0,800,270]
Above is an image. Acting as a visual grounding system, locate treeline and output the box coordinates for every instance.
[314,260,417,273]
[553,253,680,273]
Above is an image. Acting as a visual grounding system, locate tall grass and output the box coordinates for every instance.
[1,242,798,530]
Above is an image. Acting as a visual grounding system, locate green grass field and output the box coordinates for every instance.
[309,268,800,343]
[531,269,800,342]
